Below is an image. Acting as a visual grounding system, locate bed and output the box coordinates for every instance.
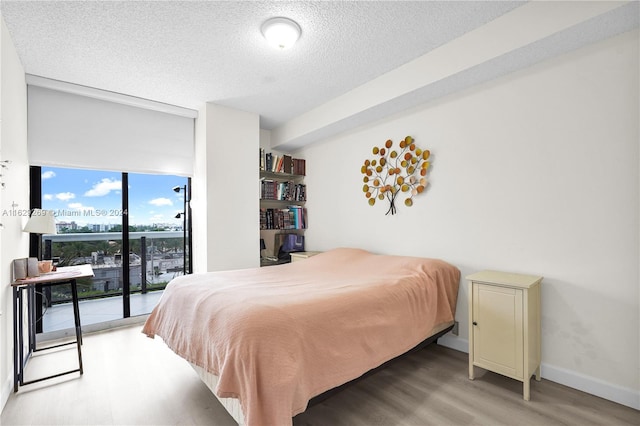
[142,247,460,426]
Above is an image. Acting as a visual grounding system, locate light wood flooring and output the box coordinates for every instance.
[1,324,638,426]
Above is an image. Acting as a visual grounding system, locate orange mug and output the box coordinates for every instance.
[38,260,53,273]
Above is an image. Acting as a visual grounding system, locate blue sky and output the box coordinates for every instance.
[41,167,188,227]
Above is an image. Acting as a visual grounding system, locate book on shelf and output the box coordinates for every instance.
[265,152,273,172]
[293,158,306,176]
[283,155,293,174]
[260,148,265,171]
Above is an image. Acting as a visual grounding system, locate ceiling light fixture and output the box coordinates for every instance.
[261,17,301,50]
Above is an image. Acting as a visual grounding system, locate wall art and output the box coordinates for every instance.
[360,136,430,215]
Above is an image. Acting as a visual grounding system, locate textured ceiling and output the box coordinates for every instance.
[1,0,638,141]
[0,0,526,129]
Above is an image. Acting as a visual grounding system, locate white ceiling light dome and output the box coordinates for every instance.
[261,17,301,50]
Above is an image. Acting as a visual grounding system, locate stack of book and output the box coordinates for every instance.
[260,180,306,201]
[260,206,308,230]
[260,149,306,176]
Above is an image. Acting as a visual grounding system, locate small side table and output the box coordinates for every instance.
[290,251,323,262]
[12,264,94,391]
[467,270,542,400]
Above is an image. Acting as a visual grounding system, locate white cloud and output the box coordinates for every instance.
[68,202,87,210]
[41,171,56,180]
[85,178,122,197]
[149,197,173,207]
[55,192,75,201]
[43,194,53,200]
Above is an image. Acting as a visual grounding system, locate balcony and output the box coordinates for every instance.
[42,290,164,332]
[39,231,185,333]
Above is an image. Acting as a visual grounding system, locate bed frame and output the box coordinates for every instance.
[191,321,455,425]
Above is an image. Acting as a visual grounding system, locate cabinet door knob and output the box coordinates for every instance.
[472,321,478,326]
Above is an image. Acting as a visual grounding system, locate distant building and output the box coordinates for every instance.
[56,221,78,233]
[90,223,112,232]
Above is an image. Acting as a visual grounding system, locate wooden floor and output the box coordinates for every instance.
[2,324,638,426]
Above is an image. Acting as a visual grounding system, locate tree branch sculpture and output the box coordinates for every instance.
[361,136,430,215]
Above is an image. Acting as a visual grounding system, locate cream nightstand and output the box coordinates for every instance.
[290,251,322,262]
[467,270,542,400]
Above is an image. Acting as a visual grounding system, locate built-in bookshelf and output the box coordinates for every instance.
[259,149,307,265]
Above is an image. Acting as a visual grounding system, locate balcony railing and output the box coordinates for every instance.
[40,231,185,306]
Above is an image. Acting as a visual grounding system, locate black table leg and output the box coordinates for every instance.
[70,279,83,374]
[14,279,85,390]
[12,287,19,392]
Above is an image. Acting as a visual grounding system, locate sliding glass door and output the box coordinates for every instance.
[34,166,190,333]
[127,172,189,318]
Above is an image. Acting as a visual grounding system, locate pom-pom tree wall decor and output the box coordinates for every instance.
[360,136,430,215]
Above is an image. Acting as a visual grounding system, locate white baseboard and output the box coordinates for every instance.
[541,363,640,410]
[437,335,640,411]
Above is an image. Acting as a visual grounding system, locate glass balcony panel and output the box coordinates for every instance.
[42,232,183,332]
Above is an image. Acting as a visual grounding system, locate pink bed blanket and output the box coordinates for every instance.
[142,247,460,425]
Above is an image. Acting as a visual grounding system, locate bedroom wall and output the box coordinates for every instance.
[296,30,639,408]
[0,16,29,411]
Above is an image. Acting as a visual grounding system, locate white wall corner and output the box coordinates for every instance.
[0,375,12,415]
[1,14,29,415]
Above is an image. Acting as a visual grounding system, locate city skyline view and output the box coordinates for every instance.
[41,166,188,229]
